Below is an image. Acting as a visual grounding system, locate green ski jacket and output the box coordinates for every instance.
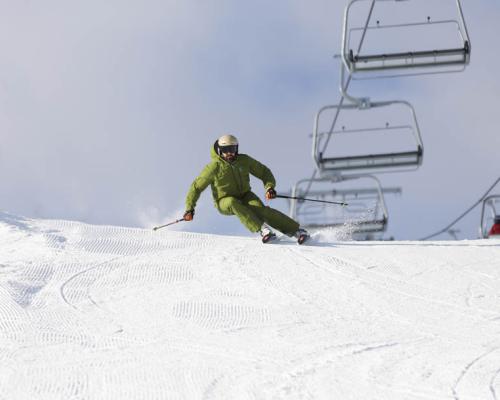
[185,143,276,211]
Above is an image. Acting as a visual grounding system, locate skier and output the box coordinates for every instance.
[183,134,310,244]
[488,216,500,237]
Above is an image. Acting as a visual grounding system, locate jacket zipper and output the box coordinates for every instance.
[230,163,242,194]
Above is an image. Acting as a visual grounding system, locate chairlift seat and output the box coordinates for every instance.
[348,41,470,73]
[489,222,500,237]
[319,146,423,172]
[304,217,387,233]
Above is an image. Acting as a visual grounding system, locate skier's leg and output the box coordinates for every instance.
[243,192,299,236]
[218,196,263,233]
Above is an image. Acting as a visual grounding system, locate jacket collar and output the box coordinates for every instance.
[211,141,237,164]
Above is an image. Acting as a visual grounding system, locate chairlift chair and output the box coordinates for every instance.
[342,0,471,78]
[312,100,423,177]
[289,175,401,239]
[479,195,500,239]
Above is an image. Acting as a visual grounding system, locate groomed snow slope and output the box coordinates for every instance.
[1,212,500,400]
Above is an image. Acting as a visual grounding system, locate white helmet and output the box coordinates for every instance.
[217,134,239,156]
[218,134,238,147]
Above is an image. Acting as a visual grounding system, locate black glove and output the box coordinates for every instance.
[265,188,277,200]
[183,210,194,221]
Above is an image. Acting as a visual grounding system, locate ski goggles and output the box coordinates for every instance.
[219,145,238,154]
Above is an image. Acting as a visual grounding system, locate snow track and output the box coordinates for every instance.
[1,214,500,399]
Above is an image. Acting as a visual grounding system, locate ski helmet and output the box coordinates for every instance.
[217,134,239,155]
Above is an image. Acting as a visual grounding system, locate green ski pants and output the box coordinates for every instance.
[217,191,299,235]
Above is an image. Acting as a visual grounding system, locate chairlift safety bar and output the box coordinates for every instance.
[312,124,413,138]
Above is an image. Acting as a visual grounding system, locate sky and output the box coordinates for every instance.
[0,0,498,240]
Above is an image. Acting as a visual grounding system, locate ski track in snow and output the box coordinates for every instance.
[289,247,500,399]
[1,213,500,399]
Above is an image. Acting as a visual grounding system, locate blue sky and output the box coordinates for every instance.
[0,0,498,240]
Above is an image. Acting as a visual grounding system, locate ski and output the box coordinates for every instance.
[260,233,312,245]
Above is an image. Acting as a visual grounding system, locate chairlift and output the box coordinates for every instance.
[289,175,401,239]
[342,0,471,78]
[479,195,500,239]
[312,100,423,177]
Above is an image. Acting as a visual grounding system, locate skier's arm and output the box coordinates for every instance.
[185,163,217,212]
[247,156,276,191]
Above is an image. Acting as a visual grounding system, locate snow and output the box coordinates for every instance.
[1,211,500,399]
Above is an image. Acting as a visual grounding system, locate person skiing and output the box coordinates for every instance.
[183,134,310,244]
[488,216,500,237]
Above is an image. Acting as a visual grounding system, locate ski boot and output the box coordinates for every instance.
[260,224,277,244]
[295,228,310,245]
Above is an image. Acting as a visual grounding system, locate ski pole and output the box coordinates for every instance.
[276,194,348,207]
[152,218,185,231]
